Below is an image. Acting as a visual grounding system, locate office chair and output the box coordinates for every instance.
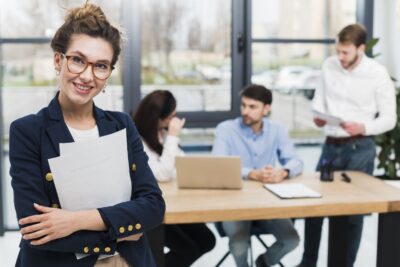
[214,222,284,267]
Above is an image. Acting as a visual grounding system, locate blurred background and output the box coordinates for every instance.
[1,1,399,266]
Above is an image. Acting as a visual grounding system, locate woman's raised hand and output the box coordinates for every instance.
[168,117,186,136]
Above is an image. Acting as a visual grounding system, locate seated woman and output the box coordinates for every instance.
[133,90,216,267]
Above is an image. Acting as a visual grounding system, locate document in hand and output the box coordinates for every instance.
[48,129,132,212]
[312,109,343,126]
[264,183,322,199]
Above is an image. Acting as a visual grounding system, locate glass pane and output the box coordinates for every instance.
[140,0,231,112]
[251,43,336,139]
[0,0,122,38]
[252,0,356,39]
[1,42,123,228]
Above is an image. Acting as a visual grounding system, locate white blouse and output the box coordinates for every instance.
[142,135,184,182]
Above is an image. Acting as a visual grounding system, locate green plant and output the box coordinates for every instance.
[366,38,400,179]
[375,91,400,179]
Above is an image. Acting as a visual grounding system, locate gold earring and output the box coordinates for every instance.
[55,69,60,76]
[102,83,107,93]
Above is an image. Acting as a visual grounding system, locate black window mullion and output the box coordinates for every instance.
[357,0,374,40]
[0,36,4,236]
[252,38,336,44]
[0,38,51,44]
[122,0,141,115]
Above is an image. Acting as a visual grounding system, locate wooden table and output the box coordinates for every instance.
[151,172,400,267]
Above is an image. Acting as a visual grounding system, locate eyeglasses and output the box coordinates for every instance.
[61,53,114,80]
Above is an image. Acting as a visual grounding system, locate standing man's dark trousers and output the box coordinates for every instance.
[299,136,376,267]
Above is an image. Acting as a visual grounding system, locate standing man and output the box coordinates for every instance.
[297,24,397,267]
[212,84,302,267]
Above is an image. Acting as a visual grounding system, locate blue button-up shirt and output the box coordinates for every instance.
[212,117,303,179]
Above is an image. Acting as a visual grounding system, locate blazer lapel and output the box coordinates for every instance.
[45,94,74,155]
[44,93,121,154]
[46,123,74,155]
[94,106,120,136]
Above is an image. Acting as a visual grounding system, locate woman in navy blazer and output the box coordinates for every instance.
[9,3,165,267]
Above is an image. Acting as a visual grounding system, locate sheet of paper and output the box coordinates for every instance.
[59,128,127,155]
[264,183,322,199]
[312,109,343,126]
[49,129,131,212]
[384,180,400,189]
[49,129,131,260]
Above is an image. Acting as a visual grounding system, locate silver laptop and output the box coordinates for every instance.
[176,155,243,189]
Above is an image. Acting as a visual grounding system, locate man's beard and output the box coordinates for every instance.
[341,53,359,69]
[242,116,257,126]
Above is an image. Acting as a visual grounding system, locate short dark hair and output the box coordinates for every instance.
[132,90,177,155]
[338,24,367,47]
[240,84,272,105]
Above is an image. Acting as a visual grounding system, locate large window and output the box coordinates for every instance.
[0,0,122,38]
[251,0,357,139]
[140,0,232,112]
[252,0,356,39]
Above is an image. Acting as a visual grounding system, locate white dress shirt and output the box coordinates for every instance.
[142,134,184,182]
[312,54,397,137]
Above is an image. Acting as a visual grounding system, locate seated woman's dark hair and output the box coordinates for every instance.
[133,90,177,155]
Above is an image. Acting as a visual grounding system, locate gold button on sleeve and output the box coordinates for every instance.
[93,247,100,253]
[45,172,53,182]
[131,163,137,172]
[83,246,89,253]
[51,204,59,208]
[135,223,142,230]
[128,225,134,232]
[104,247,111,253]
[119,226,125,234]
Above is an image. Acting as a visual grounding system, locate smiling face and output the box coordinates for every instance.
[54,34,114,108]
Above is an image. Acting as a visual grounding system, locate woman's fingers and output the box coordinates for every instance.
[20,221,48,235]
[19,214,46,225]
[33,203,55,213]
[19,204,56,225]
[23,228,49,241]
[30,234,54,246]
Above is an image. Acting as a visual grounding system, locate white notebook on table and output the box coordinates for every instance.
[264,183,322,199]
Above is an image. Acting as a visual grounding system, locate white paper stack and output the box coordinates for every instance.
[48,129,132,260]
[48,129,132,211]
[264,183,322,199]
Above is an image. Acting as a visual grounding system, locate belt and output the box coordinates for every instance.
[325,135,370,145]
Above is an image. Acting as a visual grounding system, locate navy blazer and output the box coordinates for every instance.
[9,94,165,267]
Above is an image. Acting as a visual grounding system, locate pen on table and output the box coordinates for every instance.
[341,172,351,183]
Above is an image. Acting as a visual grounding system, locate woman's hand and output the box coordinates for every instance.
[168,117,186,136]
[117,233,143,242]
[19,203,79,245]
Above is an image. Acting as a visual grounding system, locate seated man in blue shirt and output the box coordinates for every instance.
[212,84,302,267]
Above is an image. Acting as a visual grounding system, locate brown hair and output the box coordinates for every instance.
[240,84,272,105]
[133,90,177,155]
[338,24,367,47]
[51,2,122,67]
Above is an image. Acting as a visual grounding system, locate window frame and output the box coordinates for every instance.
[123,0,249,128]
